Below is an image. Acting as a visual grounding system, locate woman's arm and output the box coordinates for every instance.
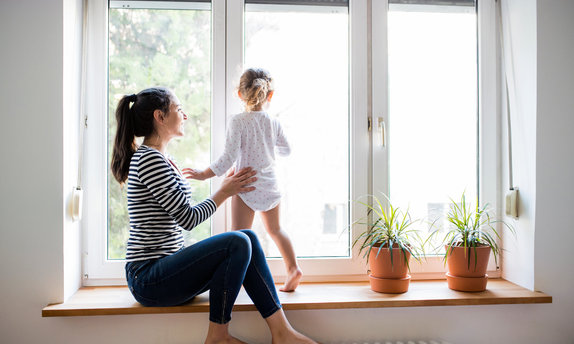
[209,167,257,207]
[138,151,217,231]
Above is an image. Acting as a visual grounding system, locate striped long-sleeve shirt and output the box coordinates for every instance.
[125,145,216,262]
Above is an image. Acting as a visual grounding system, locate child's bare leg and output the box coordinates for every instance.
[260,204,302,292]
[231,195,255,230]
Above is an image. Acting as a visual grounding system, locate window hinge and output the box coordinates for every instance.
[83,251,88,279]
[368,117,372,131]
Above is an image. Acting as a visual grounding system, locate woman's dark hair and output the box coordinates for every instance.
[111,87,172,184]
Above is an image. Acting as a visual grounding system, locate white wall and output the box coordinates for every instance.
[1,0,573,343]
[500,0,537,290]
[534,0,574,338]
[62,0,84,301]
[0,1,65,343]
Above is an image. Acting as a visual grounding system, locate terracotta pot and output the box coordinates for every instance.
[369,274,411,294]
[445,245,491,292]
[446,273,488,292]
[367,245,411,293]
[368,246,410,279]
[445,245,491,277]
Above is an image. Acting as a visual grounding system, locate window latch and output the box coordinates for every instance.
[378,117,386,147]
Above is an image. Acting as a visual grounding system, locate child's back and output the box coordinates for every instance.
[210,110,290,212]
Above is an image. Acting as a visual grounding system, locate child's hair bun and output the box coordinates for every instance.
[239,68,273,111]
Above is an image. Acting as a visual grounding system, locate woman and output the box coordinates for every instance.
[111,87,316,344]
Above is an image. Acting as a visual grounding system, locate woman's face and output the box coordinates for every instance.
[163,94,188,138]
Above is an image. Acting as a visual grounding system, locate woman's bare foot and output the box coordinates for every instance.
[204,335,246,344]
[205,321,247,344]
[266,309,318,344]
[271,332,317,344]
[280,267,303,292]
[272,330,317,344]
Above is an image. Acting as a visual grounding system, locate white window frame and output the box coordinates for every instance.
[83,0,227,285]
[371,0,500,279]
[227,0,369,281]
[82,0,499,286]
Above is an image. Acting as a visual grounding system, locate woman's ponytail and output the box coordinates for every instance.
[111,87,172,184]
[111,95,137,184]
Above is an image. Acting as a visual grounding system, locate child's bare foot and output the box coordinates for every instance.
[280,267,303,292]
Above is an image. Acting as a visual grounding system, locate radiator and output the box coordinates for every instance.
[334,341,450,344]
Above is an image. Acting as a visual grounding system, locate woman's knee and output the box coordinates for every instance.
[238,229,266,251]
[224,231,252,257]
[238,229,258,242]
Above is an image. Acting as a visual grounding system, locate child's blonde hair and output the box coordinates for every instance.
[238,68,273,112]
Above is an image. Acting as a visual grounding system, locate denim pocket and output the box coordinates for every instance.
[125,262,135,279]
[129,284,160,306]
[126,260,151,292]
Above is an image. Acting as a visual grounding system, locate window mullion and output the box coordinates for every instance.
[478,0,499,229]
[349,0,371,274]
[371,0,390,200]
[223,0,245,233]
[211,0,228,235]
[477,0,501,272]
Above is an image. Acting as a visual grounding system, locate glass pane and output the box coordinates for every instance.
[244,5,350,257]
[108,6,212,260]
[387,3,478,251]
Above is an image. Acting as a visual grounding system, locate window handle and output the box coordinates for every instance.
[378,117,386,147]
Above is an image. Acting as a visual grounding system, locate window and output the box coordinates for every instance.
[387,1,478,250]
[243,2,350,258]
[107,1,213,260]
[83,0,497,283]
[84,0,224,281]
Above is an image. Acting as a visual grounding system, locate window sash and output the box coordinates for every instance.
[245,0,348,7]
[83,0,227,282]
[389,0,473,6]
[110,1,211,10]
[371,0,499,271]
[226,0,367,279]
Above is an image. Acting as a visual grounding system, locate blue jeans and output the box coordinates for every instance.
[125,229,282,324]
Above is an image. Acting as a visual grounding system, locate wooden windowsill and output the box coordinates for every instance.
[42,279,551,317]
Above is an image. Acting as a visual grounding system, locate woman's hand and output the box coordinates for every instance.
[210,167,257,207]
[182,168,214,181]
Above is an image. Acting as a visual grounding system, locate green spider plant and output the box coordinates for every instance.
[352,195,424,270]
[432,192,514,269]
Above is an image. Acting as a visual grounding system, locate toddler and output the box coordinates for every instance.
[187,68,302,292]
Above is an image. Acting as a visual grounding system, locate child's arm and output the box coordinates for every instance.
[182,167,216,181]
[210,117,242,176]
[275,120,291,157]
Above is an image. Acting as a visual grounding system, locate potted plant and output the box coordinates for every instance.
[433,193,513,292]
[353,195,423,293]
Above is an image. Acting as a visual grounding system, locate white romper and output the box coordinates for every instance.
[210,111,290,211]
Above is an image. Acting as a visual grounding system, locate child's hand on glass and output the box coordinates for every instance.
[182,168,207,180]
[182,167,215,181]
